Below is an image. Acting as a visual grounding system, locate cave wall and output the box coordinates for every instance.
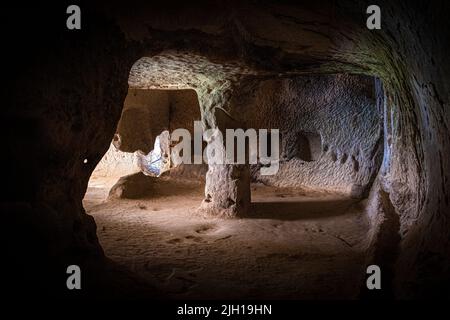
[115,89,170,153]
[4,1,449,298]
[116,88,201,152]
[230,74,382,196]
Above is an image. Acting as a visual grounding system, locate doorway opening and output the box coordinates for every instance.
[84,88,206,207]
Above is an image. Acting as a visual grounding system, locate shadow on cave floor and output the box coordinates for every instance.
[248,199,356,221]
[83,178,369,299]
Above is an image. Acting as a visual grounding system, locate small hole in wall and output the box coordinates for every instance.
[295,131,322,162]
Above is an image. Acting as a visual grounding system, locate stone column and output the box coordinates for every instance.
[197,86,251,218]
[202,163,250,217]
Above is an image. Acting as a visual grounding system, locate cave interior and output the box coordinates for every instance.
[4,0,450,300]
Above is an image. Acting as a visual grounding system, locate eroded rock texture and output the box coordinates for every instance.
[4,1,450,299]
[91,143,140,179]
[231,74,382,196]
[97,87,208,197]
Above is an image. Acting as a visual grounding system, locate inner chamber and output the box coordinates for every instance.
[83,72,383,299]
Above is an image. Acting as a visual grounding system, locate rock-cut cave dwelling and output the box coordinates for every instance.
[4,1,450,300]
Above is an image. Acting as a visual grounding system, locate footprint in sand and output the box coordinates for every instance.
[194,224,217,234]
[185,235,204,242]
[166,238,182,244]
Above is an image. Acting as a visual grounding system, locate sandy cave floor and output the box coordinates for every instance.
[83,176,369,299]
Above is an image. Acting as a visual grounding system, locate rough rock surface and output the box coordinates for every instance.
[231,74,382,195]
